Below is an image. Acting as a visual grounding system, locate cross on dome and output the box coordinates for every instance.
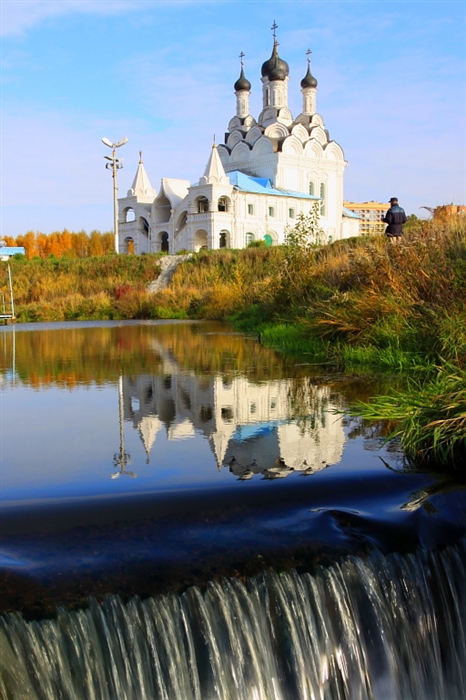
[301,48,318,89]
[261,21,289,81]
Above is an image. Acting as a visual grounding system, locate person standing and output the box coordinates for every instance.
[382,197,407,243]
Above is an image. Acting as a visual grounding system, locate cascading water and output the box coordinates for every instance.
[1,540,465,700]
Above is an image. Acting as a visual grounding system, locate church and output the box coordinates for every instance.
[118,30,360,254]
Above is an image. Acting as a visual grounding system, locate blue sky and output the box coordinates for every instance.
[1,0,465,236]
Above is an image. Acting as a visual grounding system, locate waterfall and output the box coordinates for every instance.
[1,541,465,700]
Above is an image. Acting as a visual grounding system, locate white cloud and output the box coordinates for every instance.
[0,0,153,37]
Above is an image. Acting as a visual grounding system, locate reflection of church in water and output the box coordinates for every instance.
[122,345,346,479]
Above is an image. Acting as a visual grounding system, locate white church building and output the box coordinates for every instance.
[118,34,360,255]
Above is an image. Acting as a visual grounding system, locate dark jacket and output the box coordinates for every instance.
[383,205,407,236]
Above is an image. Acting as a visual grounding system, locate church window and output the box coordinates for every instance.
[199,406,213,423]
[309,182,315,196]
[248,203,254,215]
[219,232,227,248]
[139,217,149,236]
[320,183,326,216]
[125,208,135,222]
[289,208,295,219]
[264,234,273,246]
[218,197,227,212]
[268,206,275,217]
[245,232,254,246]
[221,407,234,422]
[161,232,169,253]
[250,402,257,414]
[197,197,209,213]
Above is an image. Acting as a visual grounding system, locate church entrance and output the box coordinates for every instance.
[125,237,135,254]
[161,232,169,253]
[219,231,229,248]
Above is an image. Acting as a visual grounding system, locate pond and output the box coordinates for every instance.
[1,321,465,699]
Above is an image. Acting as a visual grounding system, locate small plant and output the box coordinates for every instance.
[284,203,326,250]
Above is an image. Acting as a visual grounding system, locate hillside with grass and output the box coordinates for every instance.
[1,215,465,469]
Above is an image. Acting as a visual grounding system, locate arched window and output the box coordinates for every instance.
[245,232,254,246]
[219,232,227,248]
[197,197,209,213]
[320,183,326,216]
[176,211,188,232]
[125,208,135,222]
[309,182,315,196]
[125,237,135,254]
[218,197,227,212]
[264,234,273,247]
[139,217,149,237]
[161,232,169,253]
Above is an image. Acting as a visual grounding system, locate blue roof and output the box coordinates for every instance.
[0,247,25,256]
[228,171,320,201]
[342,207,362,219]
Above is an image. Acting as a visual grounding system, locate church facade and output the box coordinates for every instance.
[118,36,360,254]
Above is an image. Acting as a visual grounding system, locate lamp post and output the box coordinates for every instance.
[102,136,128,253]
[111,373,135,479]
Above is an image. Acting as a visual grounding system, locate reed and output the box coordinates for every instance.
[352,366,466,470]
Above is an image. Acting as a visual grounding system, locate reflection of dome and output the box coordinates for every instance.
[234,67,251,92]
[261,42,289,81]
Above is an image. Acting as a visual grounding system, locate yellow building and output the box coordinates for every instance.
[433,204,466,220]
[343,201,389,235]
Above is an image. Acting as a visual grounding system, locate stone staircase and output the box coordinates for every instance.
[147,254,193,293]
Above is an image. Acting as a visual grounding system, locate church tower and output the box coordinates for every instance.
[215,26,348,239]
[118,152,156,254]
[300,49,318,115]
[234,53,252,119]
[257,21,293,127]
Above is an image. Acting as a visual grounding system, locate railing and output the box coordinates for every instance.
[0,265,15,320]
[0,291,13,319]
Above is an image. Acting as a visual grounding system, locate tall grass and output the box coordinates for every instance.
[352,366,466,470]
[0,254,163,322]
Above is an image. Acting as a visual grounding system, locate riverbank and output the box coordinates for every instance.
[1,216,465,469]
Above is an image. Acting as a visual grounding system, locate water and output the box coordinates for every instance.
[1,320,466,698]
[1,541,465,700]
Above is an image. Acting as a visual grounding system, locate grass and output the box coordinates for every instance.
[257,323,331,362]
[352,365,466,470]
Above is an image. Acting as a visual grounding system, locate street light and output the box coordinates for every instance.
[102,136,128,253]
[111,374,135,479]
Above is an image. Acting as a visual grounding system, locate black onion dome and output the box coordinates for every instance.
[261,42,289,81]
[234,68,251,92]
[301,65,318,89]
